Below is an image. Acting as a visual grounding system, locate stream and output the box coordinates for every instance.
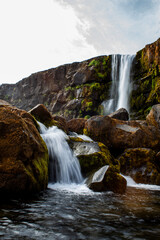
[0,184,160,240]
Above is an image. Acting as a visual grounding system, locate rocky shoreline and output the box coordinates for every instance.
[0,100,160,198]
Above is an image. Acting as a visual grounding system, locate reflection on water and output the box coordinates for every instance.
[0,185,160,240]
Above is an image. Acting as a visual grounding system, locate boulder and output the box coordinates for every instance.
[146,104,160,129]
[108,108,129,121]
[29,104,54,126]
[67,118,87,134]
[29,104,67,132]
[0,104,49,198]
[52,115,68,133]
[69,136,117,176]
[87,165,127,194]
[84,115,160,153]
[118,148,160,185]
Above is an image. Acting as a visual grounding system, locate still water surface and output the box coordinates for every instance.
[0,184,160,240]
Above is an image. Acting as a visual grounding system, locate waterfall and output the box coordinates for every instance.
[38,122,83,184]
[103,54,135,115]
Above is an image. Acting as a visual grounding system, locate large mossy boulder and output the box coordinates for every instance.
[69,136,117,177]
[118,148,160,185]
[87,165,127,194]
[84,115,160,153]
[0,104,49,198]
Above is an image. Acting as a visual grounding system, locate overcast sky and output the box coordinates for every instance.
[0,0,160,84]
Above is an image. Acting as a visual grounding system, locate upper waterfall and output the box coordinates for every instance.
[103,54,135,115]
[38,122,83,184]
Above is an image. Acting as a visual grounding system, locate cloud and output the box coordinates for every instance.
[57,0,160,54]
[0,0,97,84]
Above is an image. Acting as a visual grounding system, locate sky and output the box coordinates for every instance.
[0,0,160,84]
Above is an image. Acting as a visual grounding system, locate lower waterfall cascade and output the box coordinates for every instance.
[38,121,83,184]
[103,54,135,115]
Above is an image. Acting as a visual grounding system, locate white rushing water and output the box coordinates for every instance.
[38,122,160,192]
[38,122,83,184]
[103,54,135,115]
[123,175,160,191]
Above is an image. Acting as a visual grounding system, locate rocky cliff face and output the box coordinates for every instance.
[0,38,160,120]
[0,56,111,120]
[130,38,160,119]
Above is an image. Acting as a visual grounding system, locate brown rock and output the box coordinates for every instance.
[119,148,160,185]
[0,105,48,198]
[108,108,129,121]
[142,38,160,68]
[87,165,127,194]
[29,104,68,132]
[146,104,160,129]
[29,104,53,125]
[84,115,160,152]
[67,118,87,134]
[52,115,68,133]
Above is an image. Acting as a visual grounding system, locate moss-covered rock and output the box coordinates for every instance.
[69,136,116,177]
[130,38,160,119]
[118,148,160,185]
[87,165,127,194]
[0,104,49,199]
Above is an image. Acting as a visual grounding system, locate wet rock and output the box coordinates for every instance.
[108,108,129,121]
[118,148,160,185]
[29,104,53,126]
[67,118,87,134]
[87,165,127,194]
[84,115,160,153]
[69,136,117,176]
[29,104,67,132]
[52,115,68,133]
[0,104,49,198]
[146,104,160,129]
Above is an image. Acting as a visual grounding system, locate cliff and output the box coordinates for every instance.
[0,56,112,120]
[130,38,160,119]
[0,38,160,120]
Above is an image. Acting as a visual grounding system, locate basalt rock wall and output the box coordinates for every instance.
[0,56,112,120]
[130,38,160,119]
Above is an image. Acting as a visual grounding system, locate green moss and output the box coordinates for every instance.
[77,140,117,177]
[103,167,127,194]
[25,137,49,192]
[88,59,100,67]
[130,48,160,119]
[69,137,85,142]
[90,82,101,91]
[78,152,109,176]
[119,148,160,185]
[84,115,91,119]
